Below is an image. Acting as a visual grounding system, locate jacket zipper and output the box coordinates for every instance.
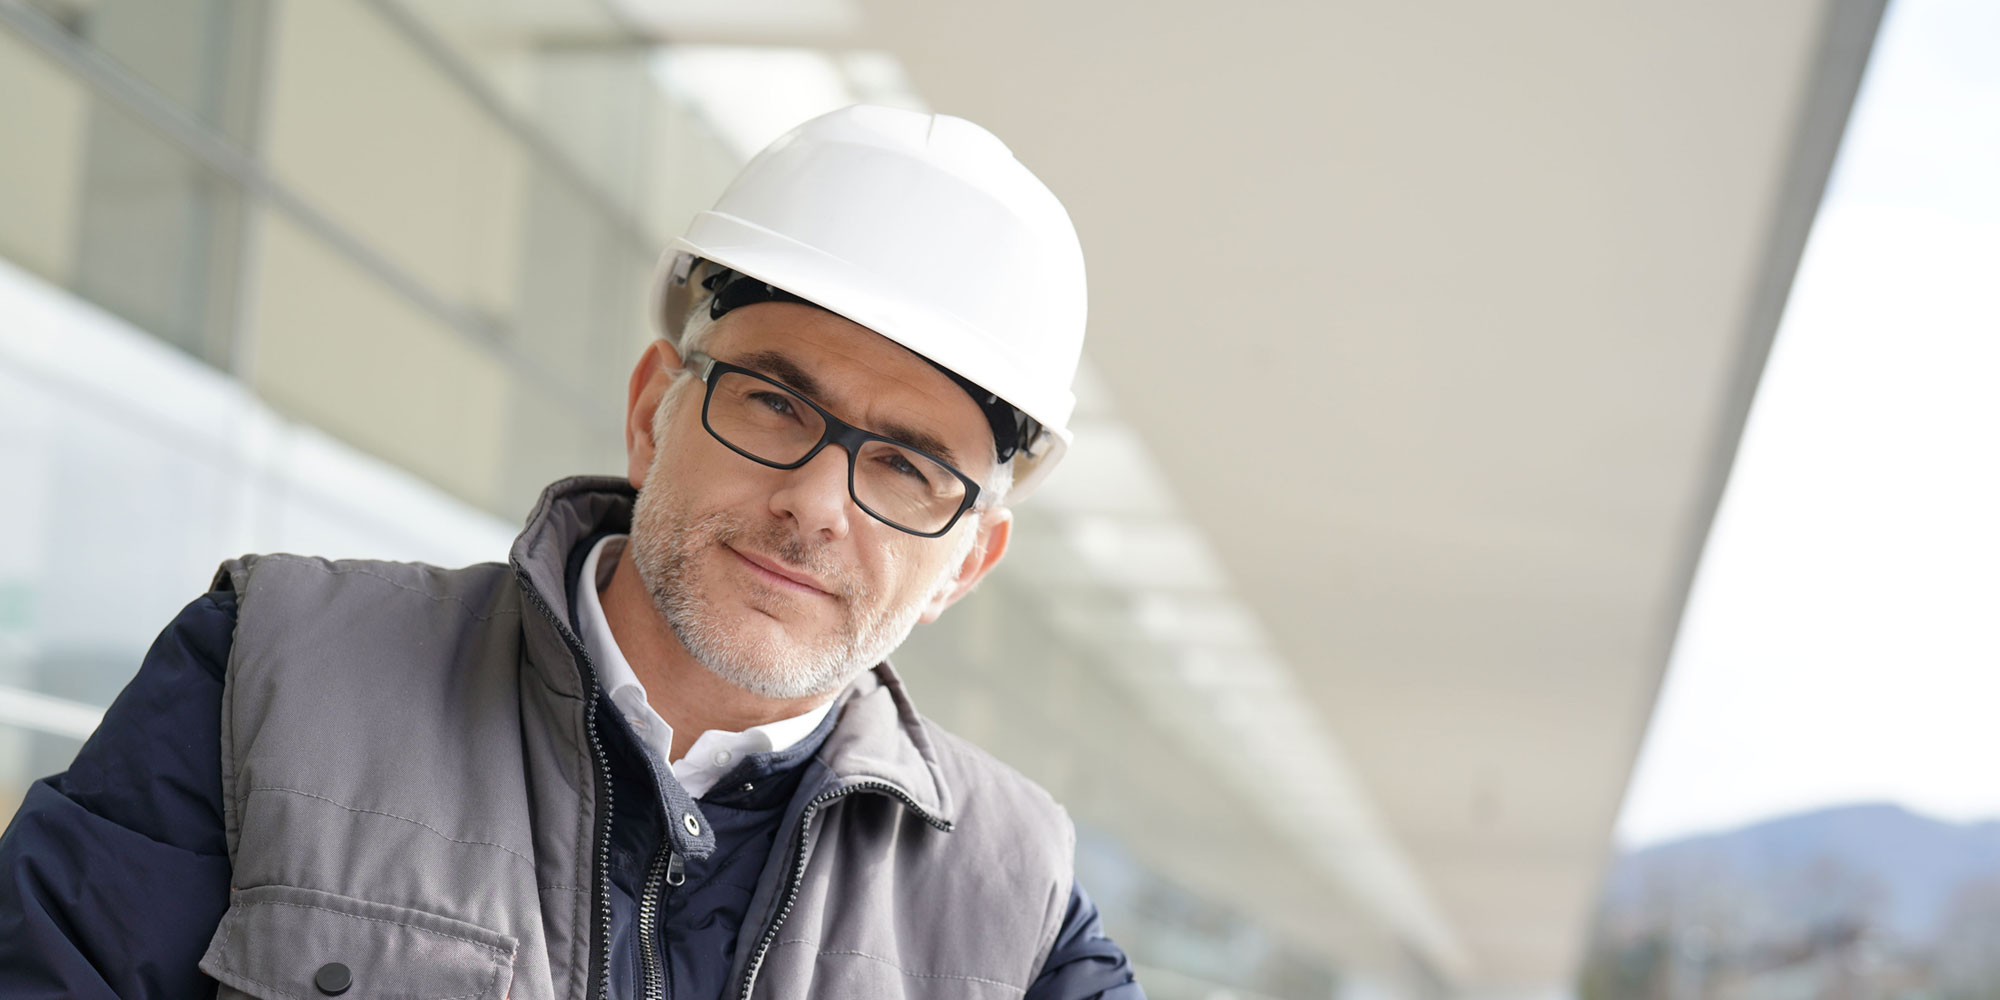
[735,781,951,1000]
[515,571,617,1000]
[638,850,685,1000]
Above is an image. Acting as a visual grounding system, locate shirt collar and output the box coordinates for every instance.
[573,533,833,798]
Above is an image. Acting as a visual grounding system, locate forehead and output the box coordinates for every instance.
[705,303,990,463]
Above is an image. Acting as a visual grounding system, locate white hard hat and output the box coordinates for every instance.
[650,104,1087,502]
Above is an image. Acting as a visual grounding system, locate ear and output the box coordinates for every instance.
[919,507,1012,624]
[626,338,686,487]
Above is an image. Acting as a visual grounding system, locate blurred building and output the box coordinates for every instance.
[0,2,1334,994]
[0,1,1884,998]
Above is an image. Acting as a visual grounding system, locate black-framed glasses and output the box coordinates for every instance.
[684,352,987,537]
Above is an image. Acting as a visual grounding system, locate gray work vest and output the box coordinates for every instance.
[195,477,1074,1000]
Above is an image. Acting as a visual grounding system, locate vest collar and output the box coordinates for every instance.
[511,476,636,702]
[819,663,956,828]
[510,476,957,827]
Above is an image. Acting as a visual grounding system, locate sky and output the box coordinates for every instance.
[1615,0,2000,849]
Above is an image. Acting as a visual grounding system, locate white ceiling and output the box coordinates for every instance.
[835,1,1883,991]
[627,0,1884,992]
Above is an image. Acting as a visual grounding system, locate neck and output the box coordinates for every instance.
[599,543,831,762]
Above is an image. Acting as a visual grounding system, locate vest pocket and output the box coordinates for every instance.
[200,884,518,1000]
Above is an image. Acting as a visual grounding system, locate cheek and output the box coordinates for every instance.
[865,536,958,605]
[650,409,762,502]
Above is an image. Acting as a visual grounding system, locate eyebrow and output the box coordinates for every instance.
[735,350,965,467]
[737,350,825,399]
[878,421,960,468]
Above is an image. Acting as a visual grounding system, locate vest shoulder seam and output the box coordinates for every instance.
[245,784,535,865]
[254,554,521,622]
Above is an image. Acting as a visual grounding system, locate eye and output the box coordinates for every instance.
[748,390,800,419]
[878,450,933,487]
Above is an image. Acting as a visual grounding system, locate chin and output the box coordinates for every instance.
[671,603,871,701]
[630,494,926,699]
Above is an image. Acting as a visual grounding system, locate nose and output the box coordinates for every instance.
[768,445,854,541]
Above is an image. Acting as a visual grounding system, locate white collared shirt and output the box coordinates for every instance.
[574,534,832,799]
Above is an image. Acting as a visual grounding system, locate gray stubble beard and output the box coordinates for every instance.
[627,469,957,701]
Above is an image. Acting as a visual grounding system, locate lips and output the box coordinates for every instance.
[727,545,836,597]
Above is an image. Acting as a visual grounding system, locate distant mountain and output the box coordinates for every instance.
[1581,804,2000,999]
[1601,803,2000,944]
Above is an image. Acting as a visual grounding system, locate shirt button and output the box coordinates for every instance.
[314,962,352,996]
[683,813,701,836]
[712,750,732,766]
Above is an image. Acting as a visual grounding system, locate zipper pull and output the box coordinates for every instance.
[665,851,686,886]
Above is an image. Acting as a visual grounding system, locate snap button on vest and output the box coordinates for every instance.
[314,962,352,996]
[683,813,701,836]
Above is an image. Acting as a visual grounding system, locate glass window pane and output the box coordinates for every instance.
[29,0,267,144]
[29,0,266,143]
[513,162,652,399]
[0,27,89,284]
[71,98,243,368]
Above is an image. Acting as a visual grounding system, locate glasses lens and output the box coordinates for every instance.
[853,439,970,534]
[704,366,976,535]
[706,370,825,464]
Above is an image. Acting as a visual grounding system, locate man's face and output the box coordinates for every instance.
[623,303,1009,700]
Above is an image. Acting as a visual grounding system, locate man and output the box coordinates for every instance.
[0,106,1143,999]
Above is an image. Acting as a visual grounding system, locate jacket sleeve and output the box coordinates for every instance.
[1025,879,1147,1000]
[0,591,238,1000]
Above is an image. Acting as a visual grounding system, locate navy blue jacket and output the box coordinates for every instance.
[0,590,1143,998]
